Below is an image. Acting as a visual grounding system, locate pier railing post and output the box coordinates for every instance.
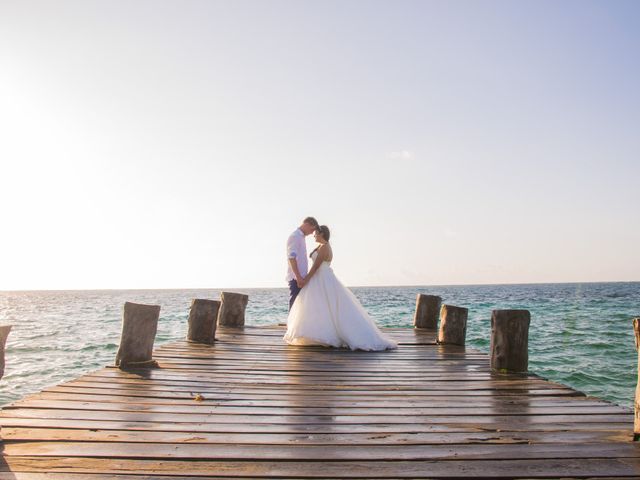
[633,317,640,440]
[115,302,161,369]
[217,292,249,328]
[0,325,12,380]
[490,309,530,373]
[413,294,441,329]
[188,299,221,344]
[438,305,468,346]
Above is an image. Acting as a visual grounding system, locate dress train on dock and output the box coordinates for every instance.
[284,254,397,351]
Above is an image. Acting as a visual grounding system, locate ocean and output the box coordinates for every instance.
[0,282,638,408]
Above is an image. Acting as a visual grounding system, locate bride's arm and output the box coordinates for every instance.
[302,247,327,286]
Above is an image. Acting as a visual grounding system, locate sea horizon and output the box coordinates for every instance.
[2,279,639,293]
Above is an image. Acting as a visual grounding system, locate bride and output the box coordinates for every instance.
[284,225,397,351]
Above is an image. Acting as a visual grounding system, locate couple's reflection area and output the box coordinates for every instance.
[282,346,346,440]
[282,346,385,446]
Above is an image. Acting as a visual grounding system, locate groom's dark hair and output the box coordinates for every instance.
[303,217,319,228]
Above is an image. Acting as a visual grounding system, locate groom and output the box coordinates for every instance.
[286,216,319,310]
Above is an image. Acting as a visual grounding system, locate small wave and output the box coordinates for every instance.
[604,292,629,298]
[80,343,117,352]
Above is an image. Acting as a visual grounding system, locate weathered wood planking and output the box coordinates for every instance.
[1,325,639,479]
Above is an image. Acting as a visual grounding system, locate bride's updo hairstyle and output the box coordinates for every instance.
[310,225,331,258]
[316,225,330,241]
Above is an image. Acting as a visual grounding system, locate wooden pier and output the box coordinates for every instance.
[1,325,639,478]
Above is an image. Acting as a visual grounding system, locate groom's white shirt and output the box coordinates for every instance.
[286,228,308,282]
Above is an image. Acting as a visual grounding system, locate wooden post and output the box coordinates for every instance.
[217,292,249,327]
[187,299,221,344]
[413,294,441,329]
[633,318,640,440]
[490,309,530,373]
[115,302,160,369]
[0,325,12,380]
[438,305,468,346]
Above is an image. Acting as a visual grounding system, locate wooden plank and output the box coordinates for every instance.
[30,389,615,407]
[4,440,640,461]
[82,371,573,389]
[2,427,634,444]
[5,399,628,415]
[1,408,631,424]
[0,475,634,480]
[149,350,489,362]
[2,416,632,434]
[3,456,640,478]
[75,378,554,389]
[53,380,583,396]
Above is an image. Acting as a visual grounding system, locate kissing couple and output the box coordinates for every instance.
[283,216,396,351]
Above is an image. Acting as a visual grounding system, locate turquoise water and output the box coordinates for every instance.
[0,282,638,408]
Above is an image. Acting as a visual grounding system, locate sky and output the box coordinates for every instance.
[1,0,639,290]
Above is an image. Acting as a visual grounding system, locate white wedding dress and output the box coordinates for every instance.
[284,252,397,351]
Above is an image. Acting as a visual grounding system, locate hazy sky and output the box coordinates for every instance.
[1,0,639,290]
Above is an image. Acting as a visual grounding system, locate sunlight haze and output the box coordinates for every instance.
[1,0,638,290]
